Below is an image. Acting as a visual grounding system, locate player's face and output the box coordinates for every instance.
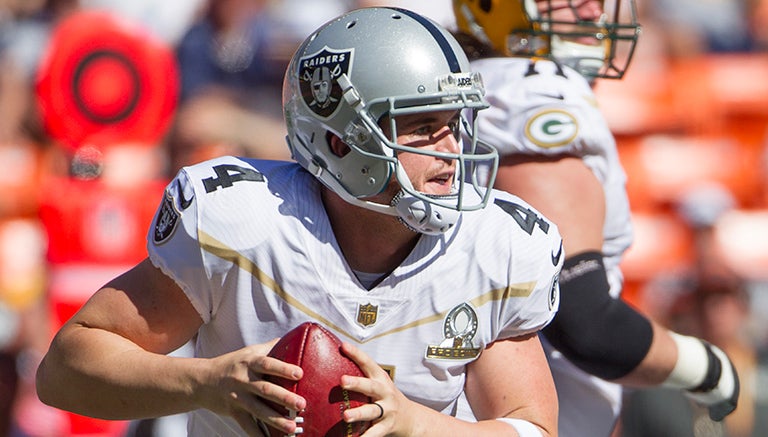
[536,0,605,47]
[382,110,461,196]
[536,0,603,22]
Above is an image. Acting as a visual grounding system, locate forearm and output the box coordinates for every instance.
[340,341,555,437]
[612,320,677,386]
[36,324,207,420]
[543,252,739,420]
[406,401,550,437]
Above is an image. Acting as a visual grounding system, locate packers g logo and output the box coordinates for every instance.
[525,109,578,149]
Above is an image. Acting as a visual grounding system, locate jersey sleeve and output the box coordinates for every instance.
[146,167,215,322]
[489,191,563,339]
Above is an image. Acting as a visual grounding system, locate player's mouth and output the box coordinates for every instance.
[424,171,455,194]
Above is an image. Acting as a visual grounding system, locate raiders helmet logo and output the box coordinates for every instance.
[298,47,353,118]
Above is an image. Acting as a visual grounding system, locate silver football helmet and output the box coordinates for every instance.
[283,7,499,235]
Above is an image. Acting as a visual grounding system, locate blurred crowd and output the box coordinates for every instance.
[0,1,766,436]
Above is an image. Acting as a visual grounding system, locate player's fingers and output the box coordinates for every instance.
[258,411,303,437]
[249,353,303,381]
[231,409,268,437]
[249,379,306,412]
[340,342,387,379]
[343,400,385,423]
[353,420,387,437]
[231,391,302,436]
[340,373,376,398]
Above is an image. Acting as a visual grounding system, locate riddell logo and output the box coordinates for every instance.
[298,47,353,118]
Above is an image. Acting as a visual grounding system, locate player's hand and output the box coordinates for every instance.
[339,342,416,437]
[199,339,306,436]
[685,341,739,421]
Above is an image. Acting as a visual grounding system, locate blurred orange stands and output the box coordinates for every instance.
[597,52,768,317]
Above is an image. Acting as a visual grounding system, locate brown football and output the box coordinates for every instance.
[264,322,371,437]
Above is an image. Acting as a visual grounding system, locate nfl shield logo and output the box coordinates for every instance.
[357,303,378,327]
[298,46,353,118]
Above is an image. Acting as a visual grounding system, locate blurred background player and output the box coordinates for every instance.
[451,0,739,435]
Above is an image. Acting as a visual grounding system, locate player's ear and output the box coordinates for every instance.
[329,134,351,157]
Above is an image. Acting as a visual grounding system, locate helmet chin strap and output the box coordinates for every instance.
[390,164,461,235]
[391,190,461,235]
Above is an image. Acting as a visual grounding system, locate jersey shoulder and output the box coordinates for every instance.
[466,189,562,265]
[485,189,561,239]
[150,156,311,249]
[472,58,613,158]
[462,189,562,332]
[182,156,298,193]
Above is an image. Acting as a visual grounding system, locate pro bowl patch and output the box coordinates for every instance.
[298,46,352,118]
[524,109,578,149]
[425,303,480,360]
[153,191,180,244]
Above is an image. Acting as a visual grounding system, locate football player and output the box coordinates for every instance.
[37,8,562,437]
[451,0,740,436]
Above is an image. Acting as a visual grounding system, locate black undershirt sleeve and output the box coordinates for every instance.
[542,251,654,380]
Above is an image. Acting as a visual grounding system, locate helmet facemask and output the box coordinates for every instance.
[453,0,641,80]
[334,71,499,235]
[526,0,641,80]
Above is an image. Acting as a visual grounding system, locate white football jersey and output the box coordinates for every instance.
[470,57,635,437]
[147,156,562,436]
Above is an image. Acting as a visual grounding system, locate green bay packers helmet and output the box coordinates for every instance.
[283,7,499,235]
[453,0,641,80]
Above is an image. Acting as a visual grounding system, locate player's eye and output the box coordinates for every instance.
[412,125,434,136]
[448,119,461,140]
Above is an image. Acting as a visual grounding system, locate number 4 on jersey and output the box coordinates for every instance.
[494,199,550,235]
[203,164,264,193]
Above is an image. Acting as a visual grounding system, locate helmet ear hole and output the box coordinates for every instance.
[328,134,351,158]
[479,0,492,13]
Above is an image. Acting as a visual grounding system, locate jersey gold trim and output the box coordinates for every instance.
[199,230,537,343]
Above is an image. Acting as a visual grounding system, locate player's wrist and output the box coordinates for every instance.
[189,356,228,413]
[496,417,543,437]
[663,332,710,390]
[663,332,739,421]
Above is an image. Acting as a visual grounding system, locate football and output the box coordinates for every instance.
[264,322,372,437]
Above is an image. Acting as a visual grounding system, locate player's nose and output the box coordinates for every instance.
[434,125,460,155]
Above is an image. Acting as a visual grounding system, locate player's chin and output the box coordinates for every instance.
[422,180,454,196]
